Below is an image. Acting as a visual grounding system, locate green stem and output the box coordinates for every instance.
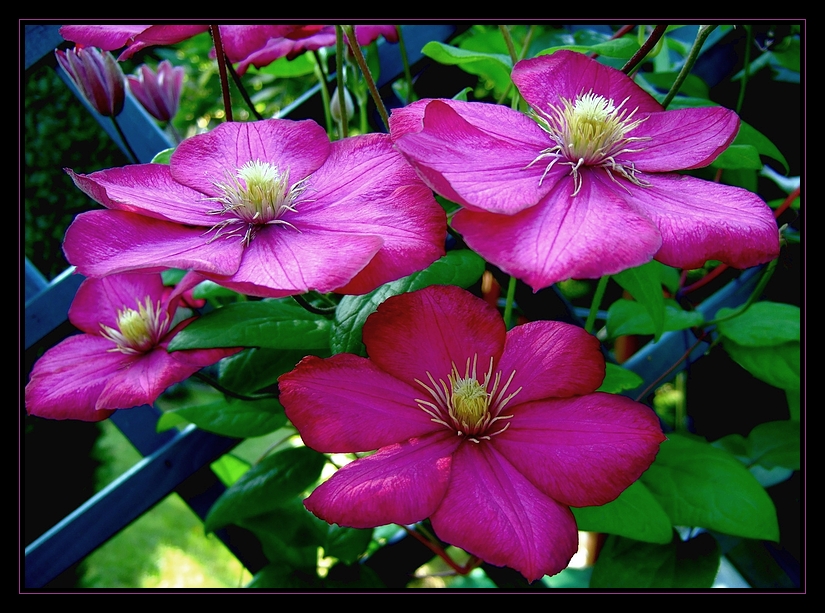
[498,25,519,64]
[227,60,263,120]
[503,275,517,330]
[621,24,668,75]
[395,25,417,103]
[661,24,717,109]
[310,50,334,137]
[344,25,390,132]
[705,258,777,326]
[585,275,610,335]
[211,25,233,122]
[292,293,337,317]
[334,26,349,139]
[735,25,753,115]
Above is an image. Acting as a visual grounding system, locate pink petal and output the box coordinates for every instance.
[280,354,439,453]
[453,172,662,291]
[292,133,446,294]
[632,174,780,269]
[430,442,579,582]
[513,51,663,116]
[218,25,305,62]
[391,99,554,214]
[304,431,460,528]
[118,25,210,60]
[66,166,217,226]
[202,225,385,298]
[64,210,244,278]
[59,25,151,51]
[362,285,506,388]
[170,119,330,198]
[493,393,666,507]
[25,334,124,421]
[628,106,740,171]
[497,321,605,405]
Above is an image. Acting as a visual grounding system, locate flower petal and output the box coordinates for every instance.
[634,174,780,269]
[513,50,663,116]
[59,25,151,51]
[25,334,123,421]
[291,133,446,294]
[497,320,605,405]
[453,172,662,291]
[430,442,579,582]
[280,354,438,453]
[627,106,740,171]
[170,119,330,198]
[391,99,555,214]
[362,285,506,387]
[304,431,460,528]
[67,166,217,225]
[494,393,666,507]
[64,209,244,278]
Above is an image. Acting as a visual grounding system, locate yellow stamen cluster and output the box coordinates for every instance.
[99,296,170,355]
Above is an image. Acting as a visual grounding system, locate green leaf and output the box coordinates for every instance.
[204,446,327,533]
[641,433,779,541]
[573,480,672,544]
[746,420,800,470]
[219,347,319,395]
[606,298,704,338]
[164,396,286,439]
[722,339,800,391]
[537,37,639,59]
[716,301,800,346]
[590,533,721,588]
[711,144,763,170]
[597,363,644,393]
[613,261,666,341]
[248,562,321,589]
[733,121,789,174]
[323,525,374,564]
[330,250,485,356]
[421,40,513,72]
[256,52,316,78]
[210,454,251,488]
[150,147,174,164]
[239,499,328,569]
[167,299,332,351]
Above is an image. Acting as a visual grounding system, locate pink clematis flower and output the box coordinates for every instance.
[54,46,126,117]
[127,60,184,122]
[25,272,239,422]
[62,119,446,298]
[279,285,666,581]
[390,50,780,292]
[59,24,211,61]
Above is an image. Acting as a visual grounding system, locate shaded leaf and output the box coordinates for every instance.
[613,261,666,341]
[164,396,286,439]
[723,340,800,391]
[606,298,704,338]
[323,525,374,565]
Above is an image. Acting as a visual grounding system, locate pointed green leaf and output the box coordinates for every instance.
[573,480,672,544]
[606,298,704,338]
[597,363,644,393]
[722,340,800,391]
[641,433,779,541]
[613,261,666,341]
[331,250,485,356]
[711,144,763,170]
[421,40,513,72]
[210,454,251,488]
[537,37,640,59]
[747,420,800,470]
[716,301,800,346]
[323,525,374,564]
[732,121,789,174]
[164,396,286,439]
[204,446,327,533]
[150,147,174,164]
[167,299,331,350]
[219,347,322,395]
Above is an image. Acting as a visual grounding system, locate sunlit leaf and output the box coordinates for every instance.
[613,261,666,341]
[716,301,800,346]
[606,298,704,338]
[597,363,644,393]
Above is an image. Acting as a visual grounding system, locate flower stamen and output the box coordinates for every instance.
[99,296,170,355]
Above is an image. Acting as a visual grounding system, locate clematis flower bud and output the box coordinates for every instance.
[55,46,126,117]
[330,86,354,124]
[127,60,184,123]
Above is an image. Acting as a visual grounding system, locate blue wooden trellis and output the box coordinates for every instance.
[22,23,796,590]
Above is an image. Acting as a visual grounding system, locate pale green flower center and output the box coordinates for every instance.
[99,296,170,355]
[415,355,521,443]
[528,91,650,196]
[206,160,310,246]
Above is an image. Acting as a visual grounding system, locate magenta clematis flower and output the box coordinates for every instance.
[25,272,239,422]
[390,50,780,292]
[62,118,446,298]
[127,60,184,122]
[279,285,666,581]
[59,25,210,61]
[54,46,126,117]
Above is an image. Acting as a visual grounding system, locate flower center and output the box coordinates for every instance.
[99,295,170,355]
[205,159,310,246]
[415,354,521,443]
[528,91,650,196]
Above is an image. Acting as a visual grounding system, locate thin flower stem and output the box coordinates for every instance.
[496,26,536,106]
[292,293,337,317]
[343,25,390,132]
[503,275,517,329]
[395,25,417,103]
[227,60,263,120]
[621,25,668,75]
[661,24,717,109]
[334,26,348,139]
[211,25,233,122]
[585,275,610,335]
[736,25,753,115]
[310,50,334,137]
[110,116,139,163]
[192,370,280,401]
[499,25,519,64]
[705,258,777,326]
[401,525,478,576]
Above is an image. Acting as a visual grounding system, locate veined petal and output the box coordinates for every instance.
[118,25,210,60]
[362,285,506,387]
[67,166,217,225]
[202,225,384,298]
[170,119,330,198]
[494,394,666,507]
[64,210,244,278]
[280,354,438,453]
[497,321,605,404]
[513,51,663,117]
[391,99,554,214]
[430,442,579,583]
[631,174,780,269]
[304,431,460,528]
[293,133,446,294]
[25,334,124,421]
[453,173,661,292]
[626,106,740,171]
[59,25,150,51]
